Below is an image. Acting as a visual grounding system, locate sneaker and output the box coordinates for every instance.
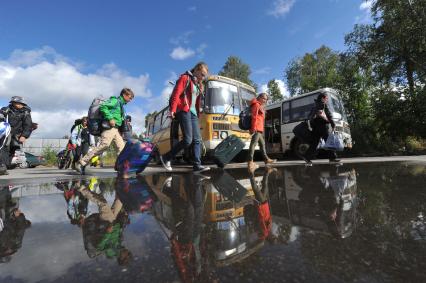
[0,170,9,176]
[305,161,313,167]
[160,155,172,171]
[193,166,210,173]
[329,159,341,163]
[195,174,211,181]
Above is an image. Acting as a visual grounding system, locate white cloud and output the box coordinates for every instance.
[170,46,196,60]
[0,46,152,138]
[146,72,178,112]
[268,0,296,18]
[356,0,374,24]
[260,79,290,98]
[360,0,373,11]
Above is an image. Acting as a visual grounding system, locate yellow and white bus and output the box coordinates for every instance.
[264,88,353,157]
[146,75,257,161]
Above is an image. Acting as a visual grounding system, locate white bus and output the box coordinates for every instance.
[264,88,352,157]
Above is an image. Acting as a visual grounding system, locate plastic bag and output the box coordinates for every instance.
[317,138,326,149]
[324,132,344,151]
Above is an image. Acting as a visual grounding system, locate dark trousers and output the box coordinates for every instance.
[73,142,90,165]
[305,128,337,160]
[164,111,202,169]
[0,135,16,170]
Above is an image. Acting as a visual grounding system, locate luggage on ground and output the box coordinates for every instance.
[211,170,247,203]
[115,139,155,175]
[212,134,245,168]
[115,178,154,214]
[292,120,313,143]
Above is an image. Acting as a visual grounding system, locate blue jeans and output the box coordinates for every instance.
[164,111,202,168]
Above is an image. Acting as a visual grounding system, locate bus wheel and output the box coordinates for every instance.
[293,139,310,157]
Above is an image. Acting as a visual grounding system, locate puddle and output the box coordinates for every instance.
[1,162,425,282]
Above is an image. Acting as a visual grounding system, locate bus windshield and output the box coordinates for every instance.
[328,95,348,122]
[205,81,240,115]
[240,87,256,109]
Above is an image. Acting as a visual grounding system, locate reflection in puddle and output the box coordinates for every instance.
[1,162,426,282]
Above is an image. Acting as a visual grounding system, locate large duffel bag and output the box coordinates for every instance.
[115,139,155,175]
[212,135,245,168]
[292,121,313,143]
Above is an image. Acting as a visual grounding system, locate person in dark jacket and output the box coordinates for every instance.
[0,96,33,175]
[303,93,340,165]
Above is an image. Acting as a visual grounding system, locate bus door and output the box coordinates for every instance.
[265,105,282,154]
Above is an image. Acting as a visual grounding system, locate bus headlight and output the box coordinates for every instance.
[213,131,219,139]
[220,131,228,139]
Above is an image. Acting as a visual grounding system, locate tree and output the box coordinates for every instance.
[285,45,341,96]
[144,111,157,135]
[267,79,283,103]
[219,56,255,88]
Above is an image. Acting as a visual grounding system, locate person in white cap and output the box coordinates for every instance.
[0,96,33,175]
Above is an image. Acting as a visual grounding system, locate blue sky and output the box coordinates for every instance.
[0,0,372,137]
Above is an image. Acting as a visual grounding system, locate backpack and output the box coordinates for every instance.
[238,106,252,130]
[87,95,106,136]
[167,71,196,111]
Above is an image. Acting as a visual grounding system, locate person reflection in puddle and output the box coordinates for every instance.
[247,167,278,243]
[162,174,207,283]
[319,168,357,239]
[0,187,31,264]
[79,179,132,266]
[56,180,89,226]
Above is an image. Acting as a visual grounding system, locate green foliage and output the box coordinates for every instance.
[42,146,57,166]
[284,1,426,155]
[266,79,283,103]
[219,56,255,88]
[285,45,341,96]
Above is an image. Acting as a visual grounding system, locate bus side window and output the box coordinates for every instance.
[161,110,171,129]
[282,102,290,123]
[290,96,315,122]
[153,112,163,134]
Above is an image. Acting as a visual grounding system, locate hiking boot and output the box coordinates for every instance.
[193,166,210,173]
[248,161,259,172]
[160,155,172,171]
[264,158,276,165]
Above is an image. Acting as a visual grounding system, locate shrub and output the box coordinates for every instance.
[42,146,58,166]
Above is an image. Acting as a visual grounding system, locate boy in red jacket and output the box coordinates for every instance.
[248,93,275,171]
